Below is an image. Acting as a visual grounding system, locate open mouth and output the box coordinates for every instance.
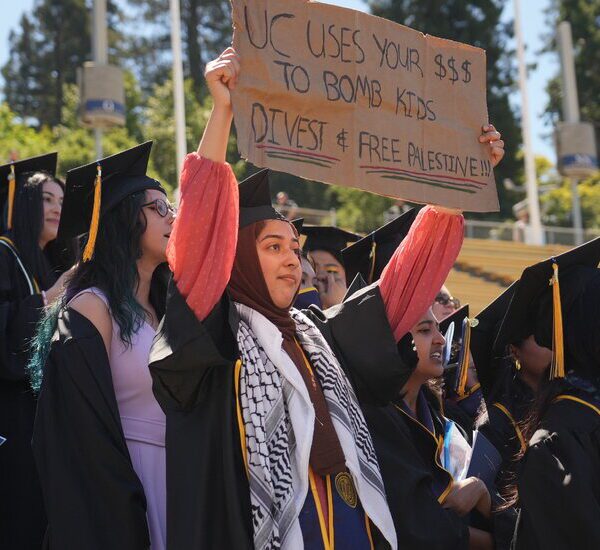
[430,351,442,360]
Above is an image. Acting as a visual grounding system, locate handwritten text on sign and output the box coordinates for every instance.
[231,0,498,212]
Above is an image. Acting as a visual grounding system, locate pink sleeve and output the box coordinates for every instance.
[378,206,464,342]
[166,153,239,321]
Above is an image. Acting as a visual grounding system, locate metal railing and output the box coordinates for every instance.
[463,219,600,246]
[285,205,600,246]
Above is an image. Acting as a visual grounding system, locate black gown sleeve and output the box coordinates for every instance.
[515,417,600,549]
[304,283,412,405]
[0,248,44,381]
[150,279,238,412]
[32,308,150,550]
[149,280,253,549]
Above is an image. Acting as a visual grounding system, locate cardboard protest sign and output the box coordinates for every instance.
[231,0,499,212]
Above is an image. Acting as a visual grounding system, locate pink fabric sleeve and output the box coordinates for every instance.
[166,153,239,321]
[378,206,464,342]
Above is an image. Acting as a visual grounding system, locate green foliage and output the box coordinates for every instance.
[1,0,92,126]
[333,187,395,233]
[541,175,600,227]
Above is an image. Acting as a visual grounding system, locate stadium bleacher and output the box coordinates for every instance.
[446,238,570,315]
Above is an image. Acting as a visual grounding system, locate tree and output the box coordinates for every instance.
[541,176,600,228]
[1,0,92,127]
[122,0,232,98]
[143,77,245,193]
[334,187,395,233]
[368,0,521,219]
[543,1,600,154]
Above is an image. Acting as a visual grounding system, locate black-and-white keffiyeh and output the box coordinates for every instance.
[235,303,397,550]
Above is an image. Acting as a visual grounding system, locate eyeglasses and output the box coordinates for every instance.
[435,293,461,309]
[142,198,176,218]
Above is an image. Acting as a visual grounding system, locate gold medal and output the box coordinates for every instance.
[334,472,358,508]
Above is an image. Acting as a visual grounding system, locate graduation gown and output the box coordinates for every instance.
[149,282,253,549]
[305,283,469,549]
[513,390,600,550]
[32,307,150,550]
[0,238,46,549]
[151,280,395,549]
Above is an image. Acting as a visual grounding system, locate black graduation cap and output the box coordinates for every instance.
[302,225,361,264]
[58,142,163,261]
[470,282,518,399]
[343,272,368,302]
[494,237,600,380]
[291,218,304,235]
[439,305,475,397]
[0,153,58,230]
[341,208,418,285]
[238,168,285,228]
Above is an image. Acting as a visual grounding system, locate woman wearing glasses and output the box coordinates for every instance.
[432,286,460,321]
[29,143,174,549]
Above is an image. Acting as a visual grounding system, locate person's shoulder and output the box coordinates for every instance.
[68,290,112,350]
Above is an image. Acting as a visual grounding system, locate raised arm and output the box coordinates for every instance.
[167,49,241,321]
[379,123,505,342]
[379,206,464,341]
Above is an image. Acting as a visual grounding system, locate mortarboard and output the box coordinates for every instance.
[302,225,360,265]
[439,305,476,397]
[58,142,163,261]
[341,208,417,285]
[470,282,518,399]
[291,218,304,235]
[238,168,285,228]
[494,237,600,380]
[0,153,58,230]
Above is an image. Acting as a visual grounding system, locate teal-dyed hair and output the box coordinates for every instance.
[28,300,61,393]
[27,190,169,393]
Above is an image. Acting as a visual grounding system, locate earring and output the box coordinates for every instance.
[515,359,521,371]
[411,339,417,352]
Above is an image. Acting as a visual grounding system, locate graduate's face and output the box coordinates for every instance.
[411,308,446,380]
[432,285,459,321]
[39,180,63,248]
[300,255,316,290]
[256,220,302,308]
[139,189,175,265]
[310,249,346,293]
[511,335,552,379]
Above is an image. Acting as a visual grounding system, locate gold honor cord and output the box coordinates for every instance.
[456,319,473,397]
[7,164,16,229]
[83,165,102,262]
[549,261,565,379]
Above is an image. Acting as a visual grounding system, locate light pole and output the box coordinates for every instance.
[514,0,544,245]
[92,0,108,159]
[170,0,187,202]
[557,21,584,246]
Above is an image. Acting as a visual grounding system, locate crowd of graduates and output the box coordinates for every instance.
[1,47,599,550]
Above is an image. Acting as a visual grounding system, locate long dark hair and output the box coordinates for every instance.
[28,190,169,391]
[7,171,66,288]
[65,190,167,344]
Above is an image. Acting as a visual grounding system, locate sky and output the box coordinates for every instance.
[0,0,557,161]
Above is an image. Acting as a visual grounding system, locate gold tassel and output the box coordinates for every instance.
[82,165,102,262]
[7,164,16,229]
[368,241,377,283]
[549,261,565,379]
[456,319,473,397]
